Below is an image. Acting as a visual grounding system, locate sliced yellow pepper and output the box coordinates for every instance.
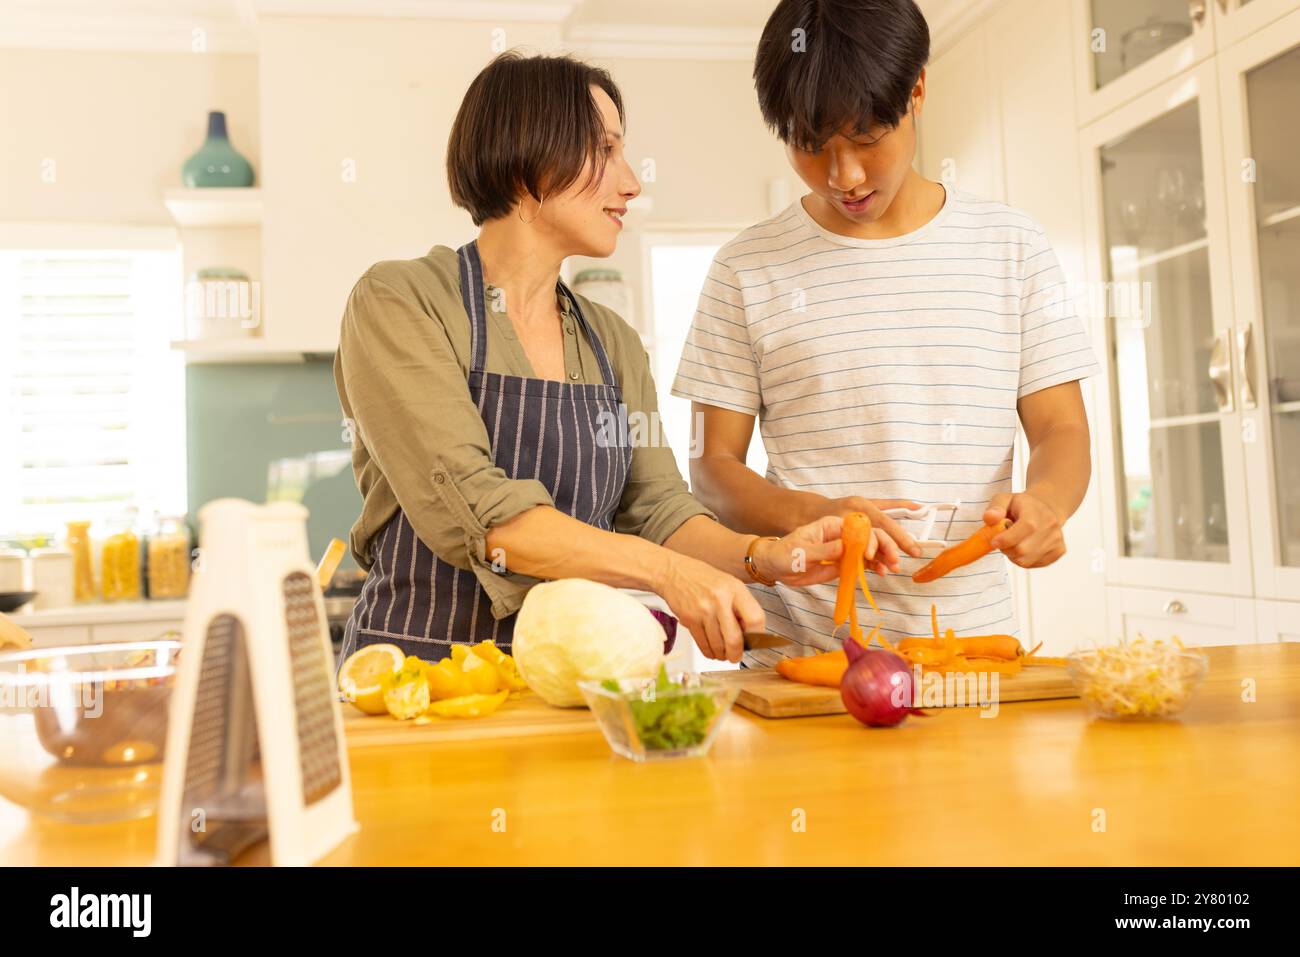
[427,690,509,719]
[424,657,472,700]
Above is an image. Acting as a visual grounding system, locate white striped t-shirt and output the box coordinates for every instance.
[670,187,1100,663]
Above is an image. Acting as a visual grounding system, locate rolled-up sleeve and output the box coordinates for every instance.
[612,334,716,543]
[338,275,553,616]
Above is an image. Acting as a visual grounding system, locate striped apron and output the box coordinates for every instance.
[340,241,632,662]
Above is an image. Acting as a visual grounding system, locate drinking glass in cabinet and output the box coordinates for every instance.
[1099,100,1229,564]
[1246,43,1300,566]
[1089,0,1194,90]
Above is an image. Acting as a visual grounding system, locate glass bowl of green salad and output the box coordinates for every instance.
[579,666,738,761]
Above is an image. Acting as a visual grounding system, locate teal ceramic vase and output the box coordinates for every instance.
[182,111,254,188]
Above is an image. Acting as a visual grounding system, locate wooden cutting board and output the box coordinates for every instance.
[341,691,599,749]
[704,665,1078,719]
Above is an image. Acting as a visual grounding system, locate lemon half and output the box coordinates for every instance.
[338,643,405,715]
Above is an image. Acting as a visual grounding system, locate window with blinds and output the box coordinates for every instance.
[0,245,186,537]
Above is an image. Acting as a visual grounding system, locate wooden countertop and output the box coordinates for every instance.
[4,643,1299,866]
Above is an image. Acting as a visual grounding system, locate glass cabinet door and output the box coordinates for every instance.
[1244,43,1300,568]
[1089,0,1196,89]
[1099,100,1232,564]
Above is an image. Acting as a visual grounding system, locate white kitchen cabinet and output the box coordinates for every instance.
[1071,0,1217,125]
[1256,599,1300,642]
[1071,0,1300,125]
[1078,0,1300,639]
[1106,583,1257,645]
[1081,62,1255,597]
[1216,5,1300,603]
[1215,0,1300,47]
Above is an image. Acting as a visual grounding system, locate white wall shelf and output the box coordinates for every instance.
[164,187,262,227]
[170,338,334,363]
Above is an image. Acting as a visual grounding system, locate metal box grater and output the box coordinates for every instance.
[155,499,357,866]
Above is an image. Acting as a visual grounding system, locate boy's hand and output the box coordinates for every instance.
[821,496,924,558]
[984,492,1066,568]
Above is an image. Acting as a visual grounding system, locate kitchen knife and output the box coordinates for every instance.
[743,631,795,651]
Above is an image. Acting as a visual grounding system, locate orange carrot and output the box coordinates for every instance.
[857,569,880,614]
[776,629,885,688]
[912,519,1011,584]
[899,634,1022,658]
[776,650,848,688]
[930,655,1023,676]
[954,635,1023,660]
[833,512,876,643]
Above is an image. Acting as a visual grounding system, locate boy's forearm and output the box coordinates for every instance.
[1023,421,1092,521]
[691,454,824,536]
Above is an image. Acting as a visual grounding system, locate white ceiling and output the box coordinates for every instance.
[0,0,987,56]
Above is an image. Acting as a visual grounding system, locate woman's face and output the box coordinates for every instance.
[532,85,641,258]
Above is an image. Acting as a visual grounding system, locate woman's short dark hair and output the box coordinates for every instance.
[753,0,930,151]
[447,51,625,225]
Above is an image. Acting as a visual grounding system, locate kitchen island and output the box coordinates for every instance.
[4,643,1298,866]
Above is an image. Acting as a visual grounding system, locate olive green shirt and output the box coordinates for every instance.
[334,245,714,620]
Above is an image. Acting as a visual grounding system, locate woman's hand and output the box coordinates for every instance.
[758,514,901,585]
[654,554,765,664]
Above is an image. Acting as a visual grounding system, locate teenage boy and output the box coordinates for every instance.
[672,0,1099,662]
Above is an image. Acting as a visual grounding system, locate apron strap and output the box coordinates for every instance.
[558,282,619,389]
[457,240,620,389]
[457,241,490,374]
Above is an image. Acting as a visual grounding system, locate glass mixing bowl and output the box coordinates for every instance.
[0,638,180,823]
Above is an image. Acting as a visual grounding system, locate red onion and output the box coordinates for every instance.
[840,637,927,727]
[648,609,678,655]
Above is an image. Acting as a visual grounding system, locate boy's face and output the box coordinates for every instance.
[785,79,924,226]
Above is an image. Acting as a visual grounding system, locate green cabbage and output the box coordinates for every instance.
[512,579,665,707]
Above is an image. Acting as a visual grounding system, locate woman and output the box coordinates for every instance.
[335,52,900,665]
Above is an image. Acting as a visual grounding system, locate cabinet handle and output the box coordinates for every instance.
[1238,325,1258,410]
[1164,599,1188,615]
[1208,329,1234,413]
[1188,0,1208,25]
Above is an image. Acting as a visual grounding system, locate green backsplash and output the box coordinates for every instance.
[186,359,361,571]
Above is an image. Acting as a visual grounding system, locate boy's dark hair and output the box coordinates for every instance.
[754,0,930,151]
[447,51,624,225]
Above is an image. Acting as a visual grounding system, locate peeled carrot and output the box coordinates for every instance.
[833,512,878,643]
[921,655,1023,676]
[899,633,1022,658]
[912,519,1011,584]
[956,635,1023,660]
[776,628,889,688]
[776,650,848,688]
